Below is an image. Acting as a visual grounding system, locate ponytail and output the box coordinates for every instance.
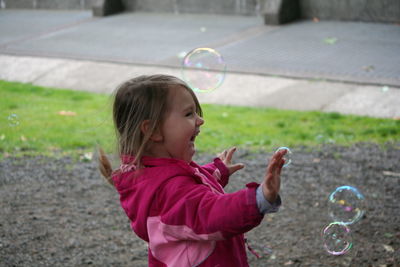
[98,148,114,185]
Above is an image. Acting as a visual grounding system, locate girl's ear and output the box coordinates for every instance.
[140,120,163,142]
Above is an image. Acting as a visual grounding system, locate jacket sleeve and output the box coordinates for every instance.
[154,176,264,241]
[201,158,230,188]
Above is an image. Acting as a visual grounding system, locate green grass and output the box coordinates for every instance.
[199,105,400,151]
[1,80,115,157]
[1,80,399,157]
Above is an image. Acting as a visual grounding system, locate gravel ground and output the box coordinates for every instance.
[1,143,399,267]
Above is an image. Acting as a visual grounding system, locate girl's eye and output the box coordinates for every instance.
[186,112,193,117]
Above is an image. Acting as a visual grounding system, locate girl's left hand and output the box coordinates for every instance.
[218,147,245,176]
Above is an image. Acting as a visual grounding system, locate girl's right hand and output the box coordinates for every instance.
[218,147,245,176]
[261,149,286,203]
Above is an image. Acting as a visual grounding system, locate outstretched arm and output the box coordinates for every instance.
[262,149,286,203]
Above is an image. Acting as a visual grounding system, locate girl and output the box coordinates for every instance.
[99,74,286,267]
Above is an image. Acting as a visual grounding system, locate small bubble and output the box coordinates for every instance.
[7,114,20,127]
[177,51,187,59]
[276,147,292,168]
[322,222,352,255]
[323,37,338,45]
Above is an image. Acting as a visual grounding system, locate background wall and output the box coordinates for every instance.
[0,0,260,15]
[300,0,400,24]
[1,0,399,23]
[124,0,260,16]
[1,0,101,10]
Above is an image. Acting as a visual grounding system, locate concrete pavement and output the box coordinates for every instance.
[0,10,399,118]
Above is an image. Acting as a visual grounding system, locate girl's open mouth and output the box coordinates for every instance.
[190,130,200,142]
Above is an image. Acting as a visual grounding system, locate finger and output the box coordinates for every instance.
[226,147,237,162]
[267,151,282,167]
[277,161,285,175]
[266,164,281,185]
[274,149,287,161]
[217,150,228,159]
[279,158,285,169]
[269,160,283,181]
[230,163,245,173]
[267,157,280,173]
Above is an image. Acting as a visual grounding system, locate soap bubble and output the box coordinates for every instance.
[181,47,226,92]
[7,114,20,127]
[322,222,352,255]
[328,186,366,225]
[276,147,292,168]
[381,86,389,93]
[177,51,187,59]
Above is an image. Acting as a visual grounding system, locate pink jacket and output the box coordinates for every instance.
[112,155,264,267]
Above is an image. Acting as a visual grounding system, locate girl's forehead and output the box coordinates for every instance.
[168,85,195,104]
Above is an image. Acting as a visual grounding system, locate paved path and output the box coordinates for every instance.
[0,10,399,118]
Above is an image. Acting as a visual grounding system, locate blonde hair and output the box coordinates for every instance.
[99,74,203,185]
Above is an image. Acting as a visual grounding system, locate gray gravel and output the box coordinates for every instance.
[1,143,399,267]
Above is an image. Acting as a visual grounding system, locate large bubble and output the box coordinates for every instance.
[328,186,366,225]
[181,47,226,93]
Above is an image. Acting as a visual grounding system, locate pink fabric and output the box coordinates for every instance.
[147,216,222,266]
[193,167,224,195]
[212,169,221,181]
[112,156,264,266]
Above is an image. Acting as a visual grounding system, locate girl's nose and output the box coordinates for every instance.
[196,115,205,126]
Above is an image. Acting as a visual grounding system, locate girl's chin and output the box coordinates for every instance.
[186,143,196,161]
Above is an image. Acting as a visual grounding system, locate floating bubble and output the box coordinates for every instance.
[181,47,226,93]
[322,222,352,255]
[276,147,292,168]
[177,51,187,59]
[323,37,338,45]
[328,186,366,225]
[381,86,389,93]
[7,114,20,127]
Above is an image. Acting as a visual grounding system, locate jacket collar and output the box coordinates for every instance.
[121,154,191,167]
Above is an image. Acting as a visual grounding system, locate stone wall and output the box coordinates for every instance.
[122,0,260,15]
[0,0,260,15]
[0,0,101,10]
[1,0,399,23]
[301,0,400,23]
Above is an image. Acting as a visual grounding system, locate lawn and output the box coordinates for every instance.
[1,80,399,157]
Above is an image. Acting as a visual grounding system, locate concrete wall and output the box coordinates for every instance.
[1,0,399,23]
[0,0,260,15]
[123,0,260,15]
[301,0,400,23]
[0,0,101,10]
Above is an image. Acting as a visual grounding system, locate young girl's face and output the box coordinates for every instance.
[157,86,204,162]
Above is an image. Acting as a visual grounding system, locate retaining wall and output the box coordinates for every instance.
[1,0,399,23]
[301,0,400,24]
